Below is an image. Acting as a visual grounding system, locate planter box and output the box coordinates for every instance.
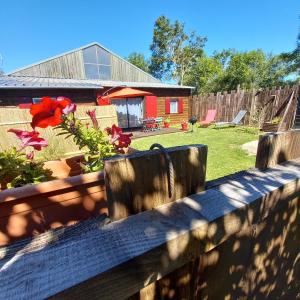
[0,149,138,246]
[0,171,107,246]
[261,122,279,132]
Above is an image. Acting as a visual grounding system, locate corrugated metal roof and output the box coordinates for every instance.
[97,79,194,89]
[0,76,103,89]
[0,76,194,90]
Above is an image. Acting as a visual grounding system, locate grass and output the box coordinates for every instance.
[131,126,259,181]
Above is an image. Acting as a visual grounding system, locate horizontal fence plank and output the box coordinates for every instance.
[0,159,300,299]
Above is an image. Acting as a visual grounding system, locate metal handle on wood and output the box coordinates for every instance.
[149,143,174,198]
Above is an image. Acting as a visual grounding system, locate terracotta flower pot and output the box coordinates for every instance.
[181,123,188,131]
[164,122,170,128]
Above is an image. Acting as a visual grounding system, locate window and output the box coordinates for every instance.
[170,99,179,114]
[83,45,112,80]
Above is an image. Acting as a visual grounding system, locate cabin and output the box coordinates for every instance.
[0,42,193,128]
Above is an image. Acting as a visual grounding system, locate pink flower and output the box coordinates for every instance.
[106,124,132,152]
[62,103,77,115]
[8,129,48,151]
[26,151,34,160]
[86,109,99,129]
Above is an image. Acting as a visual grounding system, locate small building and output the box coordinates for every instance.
[0,42,193,128]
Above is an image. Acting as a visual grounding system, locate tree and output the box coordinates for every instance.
[280,16,300,76]
[126,52,149,73]
[183,55,223,93]
[149,15,206,84]
[216,50,289,91]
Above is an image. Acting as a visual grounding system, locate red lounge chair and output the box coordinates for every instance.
[199,109,217,126]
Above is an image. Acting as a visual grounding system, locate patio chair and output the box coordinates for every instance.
[141,118,156,132]
[214,110,247,128]
[199,109,217,127]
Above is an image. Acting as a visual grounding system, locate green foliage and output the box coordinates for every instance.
[280,16,300,76]
[0,148,53,189]
[184,49,293,93]
[57,114,115,172]
[149,15,206,83]
[126,52,149,72]
[184,55,223,93]
[147,15,299,92]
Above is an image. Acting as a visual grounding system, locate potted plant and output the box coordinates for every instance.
[181,120,188,131]
[0,96,134,245]
[164,116,171,128]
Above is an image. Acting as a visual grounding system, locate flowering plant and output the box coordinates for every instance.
[0,96,132,189]
[31,96,132,172]
[0,129,51,189]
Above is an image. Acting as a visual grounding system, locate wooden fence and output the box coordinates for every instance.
[190,85,300,129]
[0,105,118,156]
[0,131,300,299]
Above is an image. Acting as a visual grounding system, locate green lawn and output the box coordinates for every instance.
[131,126,259,181]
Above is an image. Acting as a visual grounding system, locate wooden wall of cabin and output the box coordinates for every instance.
[0,89,98,106]
[157,96,189,123]
[0,87,191,124]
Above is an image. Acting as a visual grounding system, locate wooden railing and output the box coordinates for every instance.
[1,132,300,299]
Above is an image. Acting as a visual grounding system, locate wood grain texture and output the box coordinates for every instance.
[255,130,300,169]
[190,85,300,129]
[1,159,300,299]
[12,50,85,79]
[104,145,207,221]
[157,97,189,124]
[0,171,107,246]
[104,144,207,299]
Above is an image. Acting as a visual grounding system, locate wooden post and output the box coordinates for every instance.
[104,144,207,299]
[104,145,207,221]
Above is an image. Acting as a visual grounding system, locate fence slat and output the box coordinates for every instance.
[190,85,300,128]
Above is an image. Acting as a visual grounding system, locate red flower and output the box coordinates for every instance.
[106,124,132,151]
[8,129,48,151]
[30,96,71,128]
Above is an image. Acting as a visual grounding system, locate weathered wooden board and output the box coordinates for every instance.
[255,130,300,169]
[104,144,207,299]
[190,85,300,129]
[0,158,300,299]
[104,145,207,221]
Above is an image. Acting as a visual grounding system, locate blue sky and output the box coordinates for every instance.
[0,0,299,73]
